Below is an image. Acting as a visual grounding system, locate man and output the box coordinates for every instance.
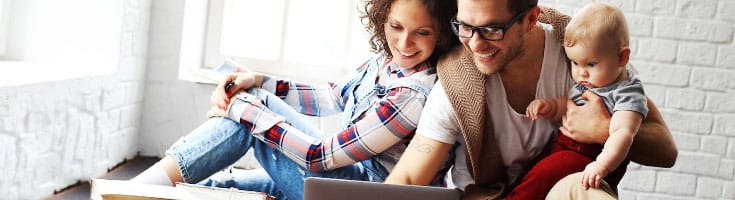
[384,0,677,199]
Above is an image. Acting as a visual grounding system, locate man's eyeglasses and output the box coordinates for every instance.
[450,11,527,41]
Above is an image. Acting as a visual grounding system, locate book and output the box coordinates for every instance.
[91,179,275,200]
[194,58,243,83]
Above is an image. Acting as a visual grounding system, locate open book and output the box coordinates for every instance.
[91,179,275,200]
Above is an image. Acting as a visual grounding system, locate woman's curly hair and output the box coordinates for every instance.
[360,0,459,57]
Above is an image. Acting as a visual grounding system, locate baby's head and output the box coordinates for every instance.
[564,3,631,89]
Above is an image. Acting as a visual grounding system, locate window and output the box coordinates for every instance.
[0,0,123,87]
[180,0,371,84]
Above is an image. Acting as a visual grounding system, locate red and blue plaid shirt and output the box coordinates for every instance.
[227,54,437,172]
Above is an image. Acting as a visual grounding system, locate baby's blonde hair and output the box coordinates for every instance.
[564,3,629,51]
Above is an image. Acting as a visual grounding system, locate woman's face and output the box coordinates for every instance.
[384,0,438,69]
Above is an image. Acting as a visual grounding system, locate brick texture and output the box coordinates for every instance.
[1,0,150,199]
[637,38,677,63]
[677,0,717,19]
[691,68,735,91]
[672,133,699,151]
[696,177,723,198]
[656,172,697,195]
[666,88,705,111]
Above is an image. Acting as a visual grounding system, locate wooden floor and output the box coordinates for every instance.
[43,156,159,200]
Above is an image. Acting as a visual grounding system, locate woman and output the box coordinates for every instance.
[132,0,458,199]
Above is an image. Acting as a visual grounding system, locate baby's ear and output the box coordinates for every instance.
[619,47,631,67]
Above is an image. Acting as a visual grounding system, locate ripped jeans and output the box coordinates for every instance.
[165,89,389,200]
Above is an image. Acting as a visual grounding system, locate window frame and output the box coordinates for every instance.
[0,0,10,55]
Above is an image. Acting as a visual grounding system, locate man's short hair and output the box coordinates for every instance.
[509,0,538,14]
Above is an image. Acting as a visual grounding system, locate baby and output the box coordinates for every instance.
[525,2,647,190]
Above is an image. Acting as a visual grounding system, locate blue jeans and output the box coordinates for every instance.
[166,89,389,200]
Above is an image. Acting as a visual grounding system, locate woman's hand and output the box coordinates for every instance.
[206,105,229,118]
[210,72,260,110]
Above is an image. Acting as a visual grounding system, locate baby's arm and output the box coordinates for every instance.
[526,97,567,121]
[581,110,643,189]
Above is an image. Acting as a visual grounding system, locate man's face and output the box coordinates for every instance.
[456,0,526,75]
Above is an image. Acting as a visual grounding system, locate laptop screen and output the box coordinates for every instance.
[303,177,459,200]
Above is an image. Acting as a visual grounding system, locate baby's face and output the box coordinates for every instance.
[565,43,624,89]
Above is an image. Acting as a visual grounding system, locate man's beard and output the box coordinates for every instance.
[477,34,526,75]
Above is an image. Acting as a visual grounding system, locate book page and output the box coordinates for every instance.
[91,179,274,200]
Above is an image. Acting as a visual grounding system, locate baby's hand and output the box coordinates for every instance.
[581,161,609,189]
[526,99,554,120]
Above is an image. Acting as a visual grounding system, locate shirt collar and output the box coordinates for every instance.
[384,57,431,78]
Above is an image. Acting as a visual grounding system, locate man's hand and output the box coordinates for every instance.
[560,91,610,144]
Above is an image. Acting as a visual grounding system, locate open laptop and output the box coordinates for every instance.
[303,177,459,200]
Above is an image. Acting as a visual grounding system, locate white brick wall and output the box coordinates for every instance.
[542,0,735,198]
[0,0,150,199]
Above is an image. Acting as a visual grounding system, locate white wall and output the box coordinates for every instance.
[542,0,735,199]
[138,0,215,156]
[0,0,150,199]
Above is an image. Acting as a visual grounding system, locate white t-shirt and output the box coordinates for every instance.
[416,23,573,190]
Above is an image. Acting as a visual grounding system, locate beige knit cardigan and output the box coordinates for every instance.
[436,6,570,199]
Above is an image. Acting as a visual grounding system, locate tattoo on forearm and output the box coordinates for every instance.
[408,138,433,154]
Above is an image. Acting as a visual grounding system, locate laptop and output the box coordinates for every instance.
[303,177,459,200]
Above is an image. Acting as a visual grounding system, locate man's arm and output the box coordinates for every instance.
[627,98,677,167]
[384,135,453,185]
[561,91,677,167]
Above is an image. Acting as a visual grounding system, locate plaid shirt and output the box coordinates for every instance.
[227,54,437,172]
